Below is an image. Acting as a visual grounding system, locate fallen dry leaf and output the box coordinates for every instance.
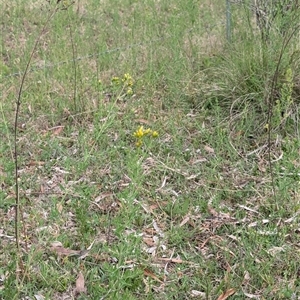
[34,294,45,300]
[156,257,185,264]
[135,119,151,125]
[243,270,250,285]
[217,288,236,300]
[94,192,114,202]
[28,160,45,167]
[56,202,63,214]
[143,237,155,247]
[179,215,190,227]
[75,272,87,294]
[152,220,164,237]
[50,242,80,257]
[204,145,215,154]
[208,206,219,217]
[49,126,64,136]
[267,246,285,256]
[191,290,206,298]
[243,291,261,299]
[143,268,163,283]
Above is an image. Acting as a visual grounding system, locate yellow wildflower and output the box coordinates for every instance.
[136,139,142,147]
[133,126,145,138]
[133,125,159,147]
[123,73,134,86]
[123,73,132,81]
[264,123,269,131]
[144,128,151,135]
[152,131,159,137]
[126,87,133,96]
[112,76,120,85]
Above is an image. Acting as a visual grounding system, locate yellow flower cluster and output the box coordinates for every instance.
[133,126,159,147]
[111,73,134,96]
[123,73,133,86]
[111,76,120,85]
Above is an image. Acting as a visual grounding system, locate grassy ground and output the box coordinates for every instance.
[1,0,300,299]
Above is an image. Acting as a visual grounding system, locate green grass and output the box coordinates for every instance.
[1,0,300,299]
